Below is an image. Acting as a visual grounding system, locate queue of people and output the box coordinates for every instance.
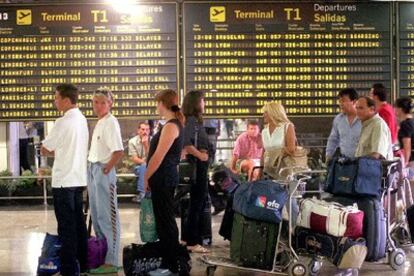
[39,82,414,276]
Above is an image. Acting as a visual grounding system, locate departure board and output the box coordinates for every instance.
[399,2,414,99]
[183,2,391,117]
[0,3,178,121]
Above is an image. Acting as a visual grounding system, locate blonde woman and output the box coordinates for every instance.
[261,102,296,179]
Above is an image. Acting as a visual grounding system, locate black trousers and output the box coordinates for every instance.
[150,181,180,272]
[187,160,209,246]
[53,187,88,275]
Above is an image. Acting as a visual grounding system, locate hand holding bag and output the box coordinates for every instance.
[274,123,308,178]
[140,193,158,243]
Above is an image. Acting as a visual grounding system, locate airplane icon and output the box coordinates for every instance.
[18,11,30,20]
[16,9,32,25]
[210,6,225,22]
[212,8,224,17]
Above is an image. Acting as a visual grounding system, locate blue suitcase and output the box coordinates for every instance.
[326,196,386,261]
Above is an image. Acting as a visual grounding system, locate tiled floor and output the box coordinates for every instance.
[1,202,414,275]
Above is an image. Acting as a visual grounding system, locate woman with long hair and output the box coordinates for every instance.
[182,90,211,253]
[144,89,186,275]
[261,101,296,179]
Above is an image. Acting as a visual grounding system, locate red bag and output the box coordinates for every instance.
[310,211,364,239]
[298,197,364,239]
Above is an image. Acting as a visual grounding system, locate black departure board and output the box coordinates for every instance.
[183,2,391,117]
[399,2,414,99]
[0,3,178,121]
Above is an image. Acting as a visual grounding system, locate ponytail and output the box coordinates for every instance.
[171,105,184,126]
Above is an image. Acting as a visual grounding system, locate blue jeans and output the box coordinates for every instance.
[88,162,121,266]
[134,165,146,193]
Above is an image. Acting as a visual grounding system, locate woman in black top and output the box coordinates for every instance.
[395,97,414,176]
[144,89,185,275]
[182,90,211,253]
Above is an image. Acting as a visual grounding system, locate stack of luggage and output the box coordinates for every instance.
[229,179,288,269]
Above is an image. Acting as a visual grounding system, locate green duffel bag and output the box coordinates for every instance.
[230,212,281,270]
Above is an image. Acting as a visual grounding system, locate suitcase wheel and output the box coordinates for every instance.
[389,248,405,270]
[206,265,216,276]
[308,257,323,276]
[288,261,308,276]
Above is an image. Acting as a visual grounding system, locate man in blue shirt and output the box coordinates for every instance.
[326,88,362,161]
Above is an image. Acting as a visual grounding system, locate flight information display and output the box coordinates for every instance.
[0,3,178,121]
[399,2,414,99]
[183,2,391,117]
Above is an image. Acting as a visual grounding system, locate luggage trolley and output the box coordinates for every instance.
[381,159,409,270]
[200,168,323,276]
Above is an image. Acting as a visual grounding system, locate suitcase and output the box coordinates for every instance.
[180,194,212,245]
[230,212,280,269]
[326,196,386,261]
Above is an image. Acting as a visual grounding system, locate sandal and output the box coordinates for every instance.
[187,244,210,253]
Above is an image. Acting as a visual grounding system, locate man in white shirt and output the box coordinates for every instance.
[87,87,124,274]
[128,122,150,202]
[41,84,89,275]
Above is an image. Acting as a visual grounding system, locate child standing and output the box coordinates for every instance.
[88,87,124,274]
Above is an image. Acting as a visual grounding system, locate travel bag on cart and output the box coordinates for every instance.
[326,156,382,198]
[180,194,212,245]
[294,226,367,269]
[230,212,281,270]
[297,197,364,239]
[233,179,288,224]
[326,196,386,261]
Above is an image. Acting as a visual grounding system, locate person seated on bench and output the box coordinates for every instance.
[230,120,263,181]
[128,121,150,203]
[355,96,392,160]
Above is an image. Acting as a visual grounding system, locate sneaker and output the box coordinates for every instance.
[148,268,177,276]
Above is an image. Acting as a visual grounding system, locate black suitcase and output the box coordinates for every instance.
[180,194,212,245]
[230,212,280,269]
[326,196,386,261]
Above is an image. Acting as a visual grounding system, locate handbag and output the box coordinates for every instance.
[274,123,308,178]
[140,193,158,243]
[179,124,199,184]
